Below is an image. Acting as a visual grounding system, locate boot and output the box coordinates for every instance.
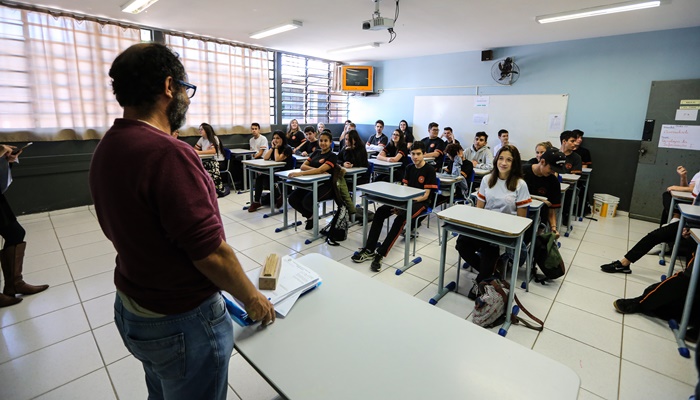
[0,293,22,307]
[2,242,49,296]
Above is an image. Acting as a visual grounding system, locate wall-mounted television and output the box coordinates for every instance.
[341,66,374,92]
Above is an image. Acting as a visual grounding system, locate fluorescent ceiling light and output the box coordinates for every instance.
[249,21,303,39]
[328,42,380,54]
[121,0,159,14]
[536,0,661,24]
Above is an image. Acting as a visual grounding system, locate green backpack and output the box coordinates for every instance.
[534,232,566,280]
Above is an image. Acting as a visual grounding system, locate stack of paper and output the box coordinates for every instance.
[225,256,322,325]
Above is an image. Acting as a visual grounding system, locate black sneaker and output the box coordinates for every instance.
[370,254,383,272]
[351,248,374,263]
[613,298,639,314]
[305,219,314,230]
[600,260,631,274]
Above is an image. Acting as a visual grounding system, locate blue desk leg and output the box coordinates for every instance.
[565,184,576,237]
[659,197,678,266]
[670,242,700,358]
[362,196,369,249]
[665,215,685,280]
[263,168,282,218]
[429,225,453,305]
[522,208,540,291]
[499,235,523,337]
[396,200,422,274]
[243,167,254,210]
[305,181,322,245]
[275,182,300,233]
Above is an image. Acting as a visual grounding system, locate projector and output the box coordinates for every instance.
[362,17,395,31]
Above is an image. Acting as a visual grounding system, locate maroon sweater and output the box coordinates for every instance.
[89,119,224,314]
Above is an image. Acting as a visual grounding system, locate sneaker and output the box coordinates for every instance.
[370,254,383,272]
[600,260,631,274]
[247,202,262,213]
[400,229,419,239]
[646,243,663,255]
[351,248,374,263]
[613,298,639,314]
[305,219,314,230]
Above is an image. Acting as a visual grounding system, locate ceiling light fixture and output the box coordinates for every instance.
[249,21,303,39]
[121,0,160,14]
[536,0,661,24]
[328,42,380,54]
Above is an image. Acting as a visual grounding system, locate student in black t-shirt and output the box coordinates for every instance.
[288,131,338,230]
[444,143,473,200]
[522,148,567,237]
[286,119,304,148]
[248,131,294,213]
[366,119,389,151]
[376,129,408,182]
[352,141,437,272]
[421,122,447,171]
[441,127,460,146]
[572,129,592,168]
[527,141,555,165]
[338,129,370,188]
[399,119,414,147]
[295,126,319,156]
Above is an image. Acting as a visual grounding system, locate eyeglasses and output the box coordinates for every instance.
[176,79,197,98]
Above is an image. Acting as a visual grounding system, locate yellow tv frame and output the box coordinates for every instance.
[341,66,374,92]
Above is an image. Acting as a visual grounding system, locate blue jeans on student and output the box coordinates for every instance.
[114,292,234,400]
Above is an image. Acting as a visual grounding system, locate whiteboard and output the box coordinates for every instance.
[413,95,569,160]
[658,124,700,150]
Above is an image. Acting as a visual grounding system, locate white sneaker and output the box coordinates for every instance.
[646,244,663,255]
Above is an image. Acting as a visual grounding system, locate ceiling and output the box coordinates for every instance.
[20,0,700,62]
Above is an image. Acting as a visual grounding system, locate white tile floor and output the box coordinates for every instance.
[0,193,697,400]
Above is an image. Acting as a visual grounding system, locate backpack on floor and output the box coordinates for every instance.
[533,232,566,280]
[472,278,509,328]
[320,205,349,246]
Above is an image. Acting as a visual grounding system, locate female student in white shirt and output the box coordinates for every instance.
[194,122,226,196]
[455,144,531,298]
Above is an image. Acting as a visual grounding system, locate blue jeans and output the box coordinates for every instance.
[114,292,234,400]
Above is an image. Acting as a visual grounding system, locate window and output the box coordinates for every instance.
[277,53,348,125]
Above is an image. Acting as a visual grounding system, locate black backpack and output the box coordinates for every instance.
[320,205,349,246]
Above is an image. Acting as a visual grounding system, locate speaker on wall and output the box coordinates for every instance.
[481,50,493,62]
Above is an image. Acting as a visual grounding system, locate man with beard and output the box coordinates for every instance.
[89,43,274,400]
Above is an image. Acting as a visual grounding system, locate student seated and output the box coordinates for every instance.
[286,119,304,149]
[338,120,353,151]
[287,131,337,230]
[338,129,370,189]
[491,129,511,156]
[659,166,698,228]
[522,148,566,238]
[441,127,460,146]
[559,130,582,174]
[399,119,414,148]
[463,131,493,171]
[375,129,408,182]
[248,130,294,213]
[249,122,268,159]
[295,126,318,156]
[444,143,473,200]
[572,129,592,168]
[601,182,698,274]
[366,119,388,152]
[527,141,554,165]
[421,122,447,171]
[194,122,226,196]
[352,141,437,272]
[455,145,531,299]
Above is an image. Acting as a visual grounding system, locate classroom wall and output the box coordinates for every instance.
[348,27,700,214]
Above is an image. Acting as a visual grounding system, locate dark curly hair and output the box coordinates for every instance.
[109,43,187,111]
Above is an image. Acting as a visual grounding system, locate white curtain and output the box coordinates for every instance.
[0,5,141,141]
[166,35,273,135]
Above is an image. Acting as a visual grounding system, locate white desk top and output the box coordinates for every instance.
[229,148,256,155]
[198,153,215,159]
[692,228,700,244]
[560,183,570,192]
[678,203,700,218]
[356,181,425,200]
[531,194,548,203]
[530,198,544,210]
[275,169,331,183]
[437,173,464,184]
[474,168,490,176]
[292,154,307,160]
[344,167,368,175]
[582,167,592,174]
[438,204,532,237]
[560,174,581,182]
[369,159,401,167]
[671,190,695,201]
[233,253,579,400]
[242,159,286,167]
